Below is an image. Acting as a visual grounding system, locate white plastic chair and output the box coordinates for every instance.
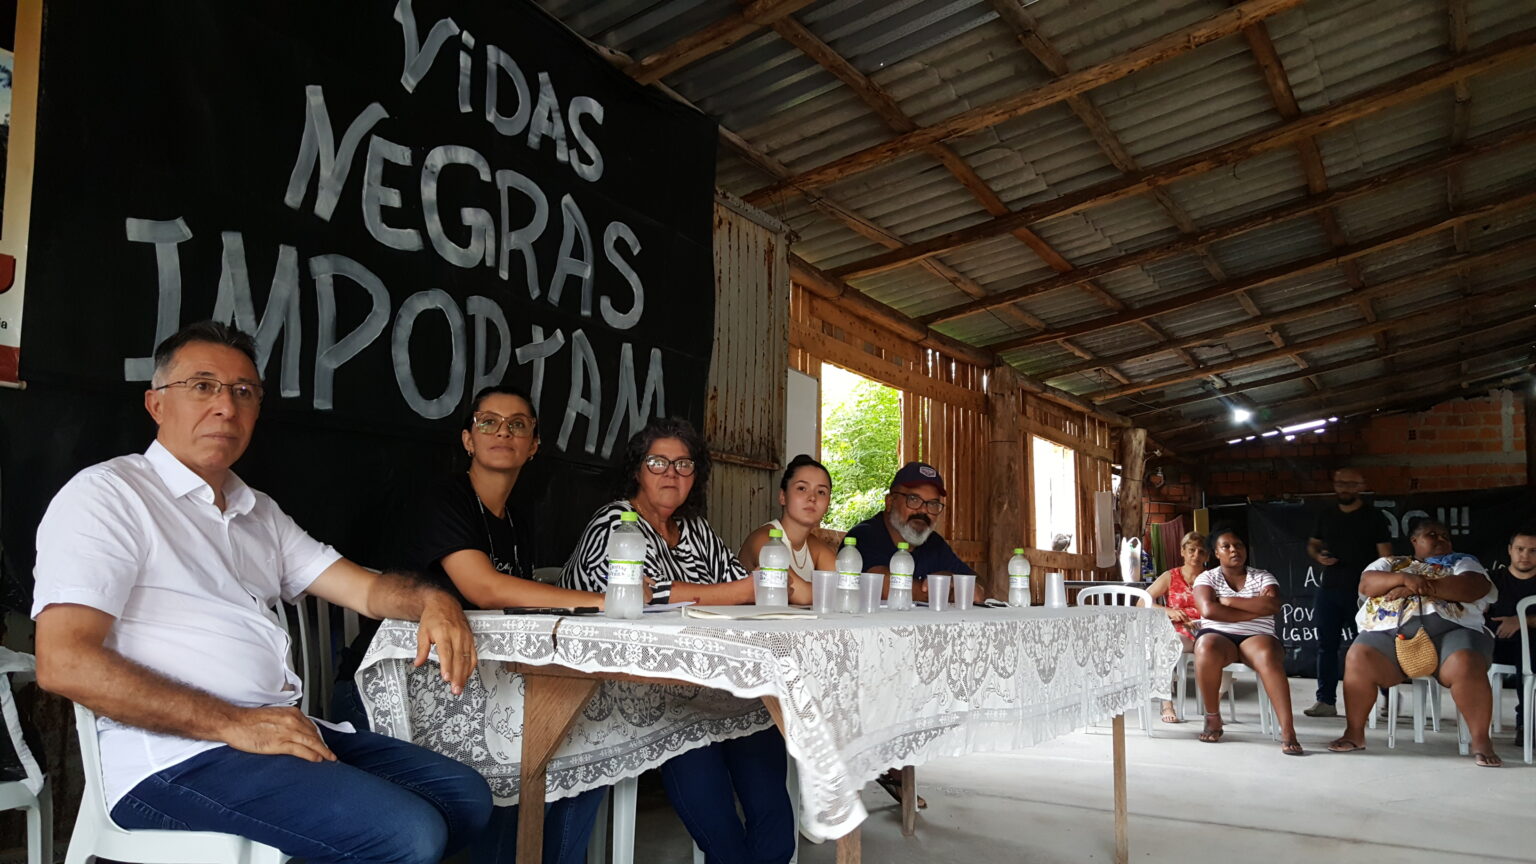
[589,761,800,864]
[0,650,51,864]
[1077,586,1156,733]
[1488,663,1517,734]
[66,703,289,864]
[272,599,315,716]
[1516,595,1535,764]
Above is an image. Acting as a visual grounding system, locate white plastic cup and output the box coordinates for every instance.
[811,570,839,614]
[952,573,976,611]
[858,572,884,614]
[928,574,952,612]
[1045,572,1067,609]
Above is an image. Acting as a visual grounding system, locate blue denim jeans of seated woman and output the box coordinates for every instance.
[112,723,493,864]
[660,727,795,864]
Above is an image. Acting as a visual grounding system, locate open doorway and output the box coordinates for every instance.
[819,363,901,531]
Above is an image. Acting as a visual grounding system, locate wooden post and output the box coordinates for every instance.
[900,765,917,837]
[1118,428,1147,555]
[987,364,1024,597]
[1112,713,1128,864]
[517,671,601,864]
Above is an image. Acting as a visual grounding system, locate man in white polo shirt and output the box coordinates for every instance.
[32,321,492,863]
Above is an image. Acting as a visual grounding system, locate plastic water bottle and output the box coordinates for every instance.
[605,511,646,619]
[835,537,862,613]
[888,542,914,611]
[1007,548,1032,608]
[757,529,790,606]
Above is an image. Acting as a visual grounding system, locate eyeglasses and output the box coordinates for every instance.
[896,492,945,515]
[153,376,264,404]
[471,412,536,438]
[643,455,696,476]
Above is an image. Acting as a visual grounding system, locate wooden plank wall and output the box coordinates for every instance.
[789,284,1118,582]
[706,198,788,549]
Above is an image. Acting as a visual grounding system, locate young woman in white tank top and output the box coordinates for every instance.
[738,455,837,603]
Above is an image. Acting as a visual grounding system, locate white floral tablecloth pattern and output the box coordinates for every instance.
[358,606,1181,839]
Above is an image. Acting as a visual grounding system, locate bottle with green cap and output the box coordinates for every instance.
[1007,547,1032,608]
[888,542,914,611]
[605,511,645,619]
[756,528,790,606]
[835,536,862,613]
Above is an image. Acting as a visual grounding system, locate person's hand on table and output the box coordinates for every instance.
[415,592,477,695]
[787,572,813,606]
[221,705,336,762]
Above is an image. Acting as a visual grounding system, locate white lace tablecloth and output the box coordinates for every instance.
[358,607,1182,839]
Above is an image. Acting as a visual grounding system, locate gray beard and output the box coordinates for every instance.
[888,511,933,547]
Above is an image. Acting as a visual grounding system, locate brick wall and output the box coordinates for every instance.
[1199,388,1527,500]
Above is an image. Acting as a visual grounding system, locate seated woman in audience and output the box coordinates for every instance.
[1327,518,1501,766]
[738,454,836,605]
[562,417,795,864]
[1146,530,1208,723]
[1192,527,1302,755]
[411,385,613,864]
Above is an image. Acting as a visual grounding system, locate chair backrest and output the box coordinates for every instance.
[72,703,113,821]
[1519,595,1535,676]
[273,600,313,715]
[1077,585,1153,607]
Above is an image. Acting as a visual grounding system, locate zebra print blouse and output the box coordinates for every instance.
[559,499,748,603]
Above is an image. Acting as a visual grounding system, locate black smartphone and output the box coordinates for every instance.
[501,606,602,616]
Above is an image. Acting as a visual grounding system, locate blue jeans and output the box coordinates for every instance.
[470,789,607,864]
[660,728,794,864]
[113,724,492,864]
[1314,589,1358,704]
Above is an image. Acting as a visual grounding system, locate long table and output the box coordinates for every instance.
[358,606,1181,862]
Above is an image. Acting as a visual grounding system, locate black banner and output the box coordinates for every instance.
[1248,487,1534,676]
[3,0,717,599]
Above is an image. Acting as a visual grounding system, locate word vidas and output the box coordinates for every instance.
[121,217,665,459]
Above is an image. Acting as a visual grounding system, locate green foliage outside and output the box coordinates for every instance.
[821,378,900,531]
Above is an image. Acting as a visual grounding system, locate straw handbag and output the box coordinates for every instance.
[1394,596,1438,678]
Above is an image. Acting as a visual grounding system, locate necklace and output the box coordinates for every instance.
[469,477,521,577]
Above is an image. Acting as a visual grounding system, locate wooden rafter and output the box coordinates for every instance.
[742,0,1307,205]
[764,13,1132,382]
[1029,237,1536,380]
[627,0,819,85]
[1170,362,1535,451]
[916,122,1536,326]
[1085,290,1529,403]
[997,185,1536,352]
[826,30,1536,280]
[1148,325,1536,437]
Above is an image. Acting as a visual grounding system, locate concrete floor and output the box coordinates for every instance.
[621,677,1532,863]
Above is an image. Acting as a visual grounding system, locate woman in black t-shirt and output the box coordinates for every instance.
[415,386,608,610]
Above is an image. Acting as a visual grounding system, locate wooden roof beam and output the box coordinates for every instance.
[1148,325,1536,437]
[1031,236,1536,380]
[627,0,820,85]
[994,185,1536,351]
[743,0,1307,205]
[916,122,1536,326]
[765,13,1123,373]
[1169,362,1534,452]
[1085,289,1527,403]
[828,31,1536,280]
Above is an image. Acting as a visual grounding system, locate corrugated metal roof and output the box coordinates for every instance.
[536,0,1536,447]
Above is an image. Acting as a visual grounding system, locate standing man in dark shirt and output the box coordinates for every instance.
[1488,524,1536,739]
[1304,468,1393,717]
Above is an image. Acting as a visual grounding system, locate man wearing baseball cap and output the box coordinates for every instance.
[845,461,980,604]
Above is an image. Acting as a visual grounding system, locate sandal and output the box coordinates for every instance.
[1198,712,1223,743]
[1473,751,1503,768]
[1159,701,1180,724]
[876,769,928,809]
[1326,737,1366,753]
[1281,738,1304,756]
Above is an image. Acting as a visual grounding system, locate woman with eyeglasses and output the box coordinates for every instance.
[561,417,795,864]
[737,454,835,605]
[409,385,613,864]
